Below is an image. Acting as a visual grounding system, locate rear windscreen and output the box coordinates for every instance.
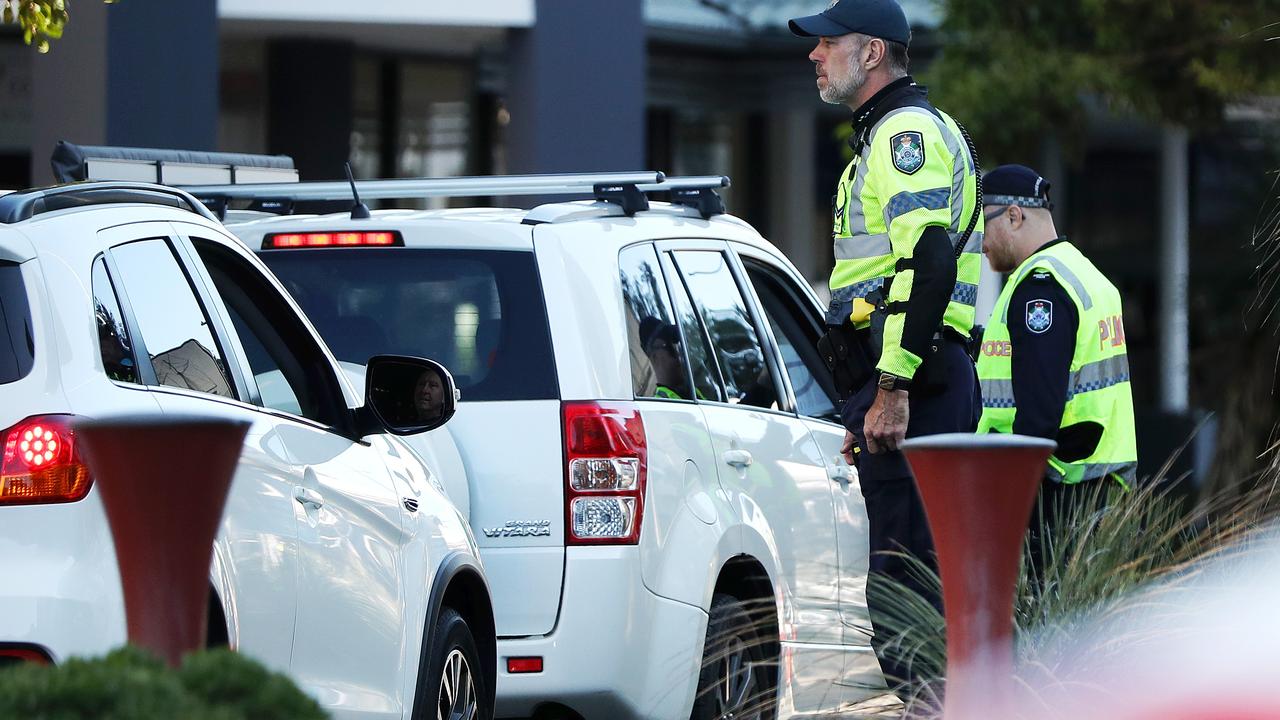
[0,262,34,385]
[261,249,557,401]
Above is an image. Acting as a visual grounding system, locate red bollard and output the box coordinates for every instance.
[900,432,1055,720]
[76,415,248,668]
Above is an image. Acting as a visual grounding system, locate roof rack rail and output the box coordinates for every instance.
[181,172,733,220]
[638,175,730,219]
[0,182,220,225]
[51,142,298,186]
[181,171,662,201]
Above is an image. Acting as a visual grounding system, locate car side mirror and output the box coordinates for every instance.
[359,355,460,436]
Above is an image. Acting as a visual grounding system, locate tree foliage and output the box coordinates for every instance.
[922,0,1280,163]
[1,0,118,53]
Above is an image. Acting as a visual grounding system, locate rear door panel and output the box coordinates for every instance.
[450,400,565,637]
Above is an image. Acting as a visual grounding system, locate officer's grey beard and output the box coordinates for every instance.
[820,39,868,105]
[821,63,866,105]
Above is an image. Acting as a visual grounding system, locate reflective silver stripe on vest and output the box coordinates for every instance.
[960,230,983,255]
[835,232,892,260]
[1047,461,1137,484]
[983,355,1129,409]
[942,120,969,230]
[1066,354,1131,399]
[845,154,873,240]
[1001,255,1094,322]
[826,277,885,325]
[981,378,1016,409]
[883,187,950,228]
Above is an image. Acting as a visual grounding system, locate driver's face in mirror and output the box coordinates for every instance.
[414,368,446,425]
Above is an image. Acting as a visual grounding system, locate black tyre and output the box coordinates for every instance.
[420,606,492,720]
[691,593,777,720]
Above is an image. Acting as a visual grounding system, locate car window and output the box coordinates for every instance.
[619,244,698,401]
[91,257,139,385]
[109,239,235,399]
[260,248,556,402]
[192,238,346,427]
[744,261,840,422]
[661,253,726,403]
[671,251,777,409]
[0,261,34,385]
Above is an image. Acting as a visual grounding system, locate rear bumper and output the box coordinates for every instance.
[494,546,708,720]
[0,496,125,663]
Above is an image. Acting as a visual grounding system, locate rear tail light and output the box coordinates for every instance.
[1,415,92,506]
[563,402,646,545]
[263,231,403,249]
[0,644,52,667]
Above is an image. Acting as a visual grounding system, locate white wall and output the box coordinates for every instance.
[217,0,535,26]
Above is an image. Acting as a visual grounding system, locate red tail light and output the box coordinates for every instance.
[0,644,52,666]
[1,415,92,506]
[562,402,646,545]
[263,231,403,249]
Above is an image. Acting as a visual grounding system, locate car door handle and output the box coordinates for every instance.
[829,455,857,484]
[722,450,753,468]
[293,486,324,510]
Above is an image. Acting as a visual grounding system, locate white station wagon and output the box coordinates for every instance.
[0,176,495,720]
[201,169,886,719]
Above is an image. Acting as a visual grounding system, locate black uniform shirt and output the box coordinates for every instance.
[1007,239,1107,462]
[1007,239,1077,441]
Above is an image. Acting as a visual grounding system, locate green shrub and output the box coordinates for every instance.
[0,645,328,720]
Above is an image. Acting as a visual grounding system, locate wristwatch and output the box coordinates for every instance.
[877,372,911,393]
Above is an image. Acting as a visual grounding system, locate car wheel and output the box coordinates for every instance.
[691,593,776,720]
[422,606,491,720]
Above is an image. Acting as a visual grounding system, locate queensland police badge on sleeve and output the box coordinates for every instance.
[1026,300,1053,334]
[890,131,924,174]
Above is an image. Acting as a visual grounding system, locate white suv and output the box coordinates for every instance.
[0,180,495,720]
[211,171,885,719]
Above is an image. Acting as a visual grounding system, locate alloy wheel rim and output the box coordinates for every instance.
[716,634,761,719]
[438,648,478,720]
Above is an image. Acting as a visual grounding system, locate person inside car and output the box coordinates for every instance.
[415,365,447,425]
[640,316,701,401]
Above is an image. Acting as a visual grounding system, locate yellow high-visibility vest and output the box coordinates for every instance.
[976,241,1137,485]
[830,104,982,380]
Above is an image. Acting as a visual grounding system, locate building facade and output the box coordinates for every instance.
[2,0,1276,485]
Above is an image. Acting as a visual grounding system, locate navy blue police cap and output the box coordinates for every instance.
[639,316,680,351]
[984,164,1054,210]
[789,0,911,47]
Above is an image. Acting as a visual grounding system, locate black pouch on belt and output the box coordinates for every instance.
[867,285,951,396]
[914,331,951,396]
[818,322,874,399]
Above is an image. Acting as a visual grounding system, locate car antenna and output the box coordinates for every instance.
[345,162,371,220]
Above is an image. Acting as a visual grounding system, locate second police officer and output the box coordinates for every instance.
[976,164,1138,570]
[789,0,983,691]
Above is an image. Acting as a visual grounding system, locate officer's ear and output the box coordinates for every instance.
[863,37,886,70]
[1007,205,1025,230]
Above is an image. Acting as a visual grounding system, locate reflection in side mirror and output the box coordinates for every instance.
[364,355,460,435]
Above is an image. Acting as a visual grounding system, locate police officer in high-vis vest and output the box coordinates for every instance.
[790,0,983,691]
[976,164,1137,555]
